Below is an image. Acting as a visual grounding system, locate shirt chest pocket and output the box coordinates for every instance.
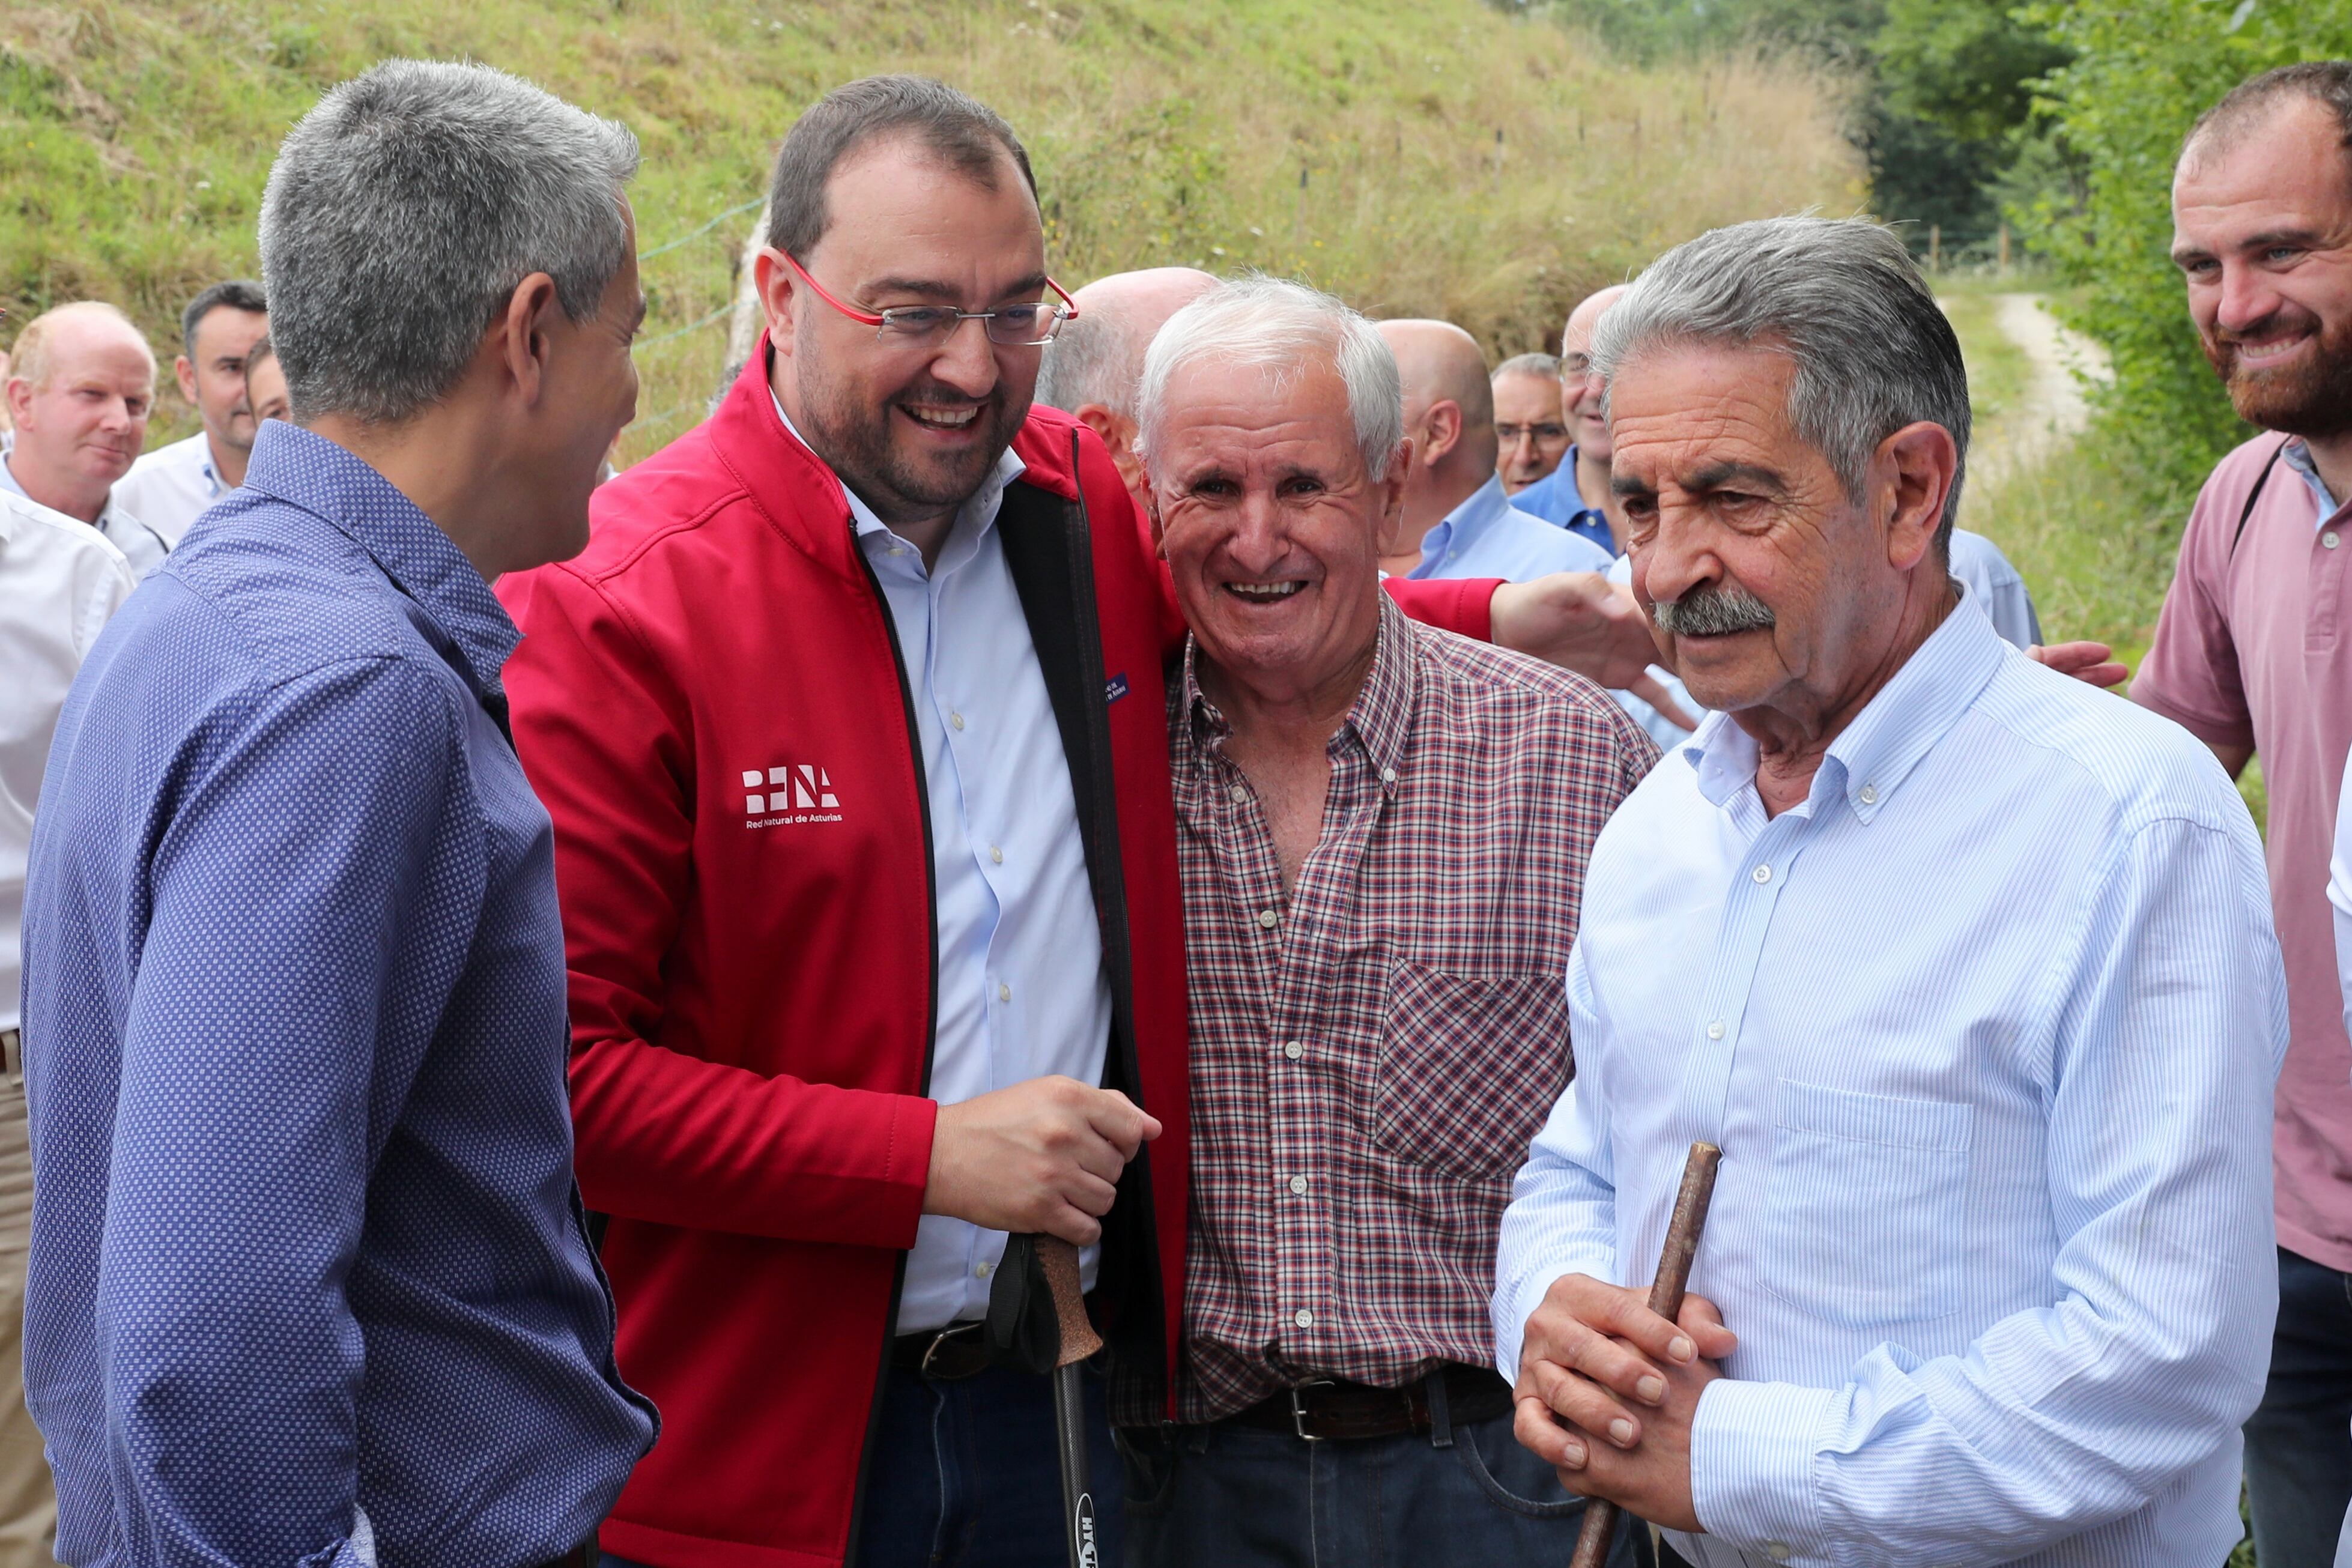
[1373,964,1572,1183]
[1760,1079,1972,1328]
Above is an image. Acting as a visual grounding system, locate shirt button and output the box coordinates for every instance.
[1381,767,1398,785]
[2329,532,2342,550]
[1258,909,1279,930]
[997,982,1011,1002]
[1753,864,1772,883]
[1763,1546,1790,1564]
[1707,1020,1726,1040]
[1288,1174,1309,1195]
[989,846,1004,864]
[1284,1040,1306,1060]
[888,546,907,557]
[950,711,966,730]
[975,1260,994,1279]
[1293,1308,1314,1329]
[1229,785,1249,804]
[1859,783,1879,805]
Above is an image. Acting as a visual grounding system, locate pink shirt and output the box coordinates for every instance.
[2137,432,2352,1272]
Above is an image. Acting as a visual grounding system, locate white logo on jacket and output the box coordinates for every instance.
[741,764,842,827]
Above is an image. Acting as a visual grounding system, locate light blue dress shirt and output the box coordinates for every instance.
[1495,601,2285,1568]
[775,399,1111,1334]
[1947,527,2042,649]
[1407,473,1613,582]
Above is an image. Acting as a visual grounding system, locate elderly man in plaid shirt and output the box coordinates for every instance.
[1111,276,1658,1566]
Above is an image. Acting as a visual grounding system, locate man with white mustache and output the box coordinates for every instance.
[2134,60,2352,1568]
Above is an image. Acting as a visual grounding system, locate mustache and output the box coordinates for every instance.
[2208,303,2322,359]
[1651,582,1777,637]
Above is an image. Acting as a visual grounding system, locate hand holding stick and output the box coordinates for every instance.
[1567,1142,1722,1568]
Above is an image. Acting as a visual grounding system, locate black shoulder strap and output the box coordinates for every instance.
[2230,437,2293,559]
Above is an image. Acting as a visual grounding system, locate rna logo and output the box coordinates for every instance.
[741,764,843,828]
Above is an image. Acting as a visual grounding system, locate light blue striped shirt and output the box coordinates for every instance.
[1495,598,2285,1568]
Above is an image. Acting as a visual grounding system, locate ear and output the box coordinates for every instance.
[1420,399,1464,466]
[494,271,563,409]
[753,246,799,358]
[1375,438,1414,549]
[1875,420,1958,575]
[175,355,199,407]
[1076,404,1145,496]
[4,378,29,429]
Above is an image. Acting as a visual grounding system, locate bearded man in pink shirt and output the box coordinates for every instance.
[2134,61,2352,1568]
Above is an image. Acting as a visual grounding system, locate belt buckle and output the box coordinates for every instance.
[1288,1379,1336,1442]
[920,1322,981,1378]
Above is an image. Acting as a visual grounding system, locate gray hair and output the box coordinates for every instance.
[1034,300,1130,416]
[1133,277,1403,480]
[1592,216,1970,552]
[259,59,640,424]
[1493,351,1561,381]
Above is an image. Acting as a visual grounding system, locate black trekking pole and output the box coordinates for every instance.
[1034,1236,1103,1568]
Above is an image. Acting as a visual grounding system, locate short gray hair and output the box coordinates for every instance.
[1133,277,1402,480]
[1593,216,1971,551]
[259,59,640,424]
[1034,300,1131,416]
[1494,351,1561,381]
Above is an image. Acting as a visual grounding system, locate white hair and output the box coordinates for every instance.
[1133,277,1403,479]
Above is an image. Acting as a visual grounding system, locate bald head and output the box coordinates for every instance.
[1380,318,1494,443]
[5,300,156,524]
[1560,283,1629,453]
[1037,266,1218,419]
[1037,266,1218,514]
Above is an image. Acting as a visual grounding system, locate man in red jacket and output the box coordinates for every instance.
[503,76,1665,1568]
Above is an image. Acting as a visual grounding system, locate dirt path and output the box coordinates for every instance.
[1973,292,2110,484]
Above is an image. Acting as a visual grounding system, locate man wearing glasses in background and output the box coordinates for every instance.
[1491,350,1574,499]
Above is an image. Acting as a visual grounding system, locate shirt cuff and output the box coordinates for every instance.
[1493,1262,1575,1381]
[1690,1377,1837,1566]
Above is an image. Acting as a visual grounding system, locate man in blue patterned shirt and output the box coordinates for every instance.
[17,60,656,1568]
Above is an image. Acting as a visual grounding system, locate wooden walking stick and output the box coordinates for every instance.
[1568,1142,1723,1568]
[1037,1236,1106,1568]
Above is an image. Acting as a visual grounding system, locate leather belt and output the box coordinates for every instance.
[1225,1364,1516,1442]
[890,1321,993,1382]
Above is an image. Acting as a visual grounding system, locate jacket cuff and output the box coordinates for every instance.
[879,1091,942,1250]
[1690,1378,1835,1566]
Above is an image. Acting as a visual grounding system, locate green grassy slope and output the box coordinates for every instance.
[2,0,1862,461]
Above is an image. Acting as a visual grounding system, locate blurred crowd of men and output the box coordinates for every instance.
[2,48,2351,1568]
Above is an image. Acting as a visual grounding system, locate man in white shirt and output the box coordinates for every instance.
[0,486,135,1566]
[1376,318,1613,582]
[115,280,267,546]
[2,304,168,578]
[1496,215,2282,1568]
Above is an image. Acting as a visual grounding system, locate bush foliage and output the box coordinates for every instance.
[2024,0,2352,498]
[0,0,1861,464]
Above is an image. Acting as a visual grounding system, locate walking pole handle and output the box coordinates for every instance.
[1567,1142,1722,1568]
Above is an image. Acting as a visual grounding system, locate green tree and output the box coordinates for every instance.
[2024,0,2352,497]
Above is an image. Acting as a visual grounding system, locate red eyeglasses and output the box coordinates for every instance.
[779,250,1079,348]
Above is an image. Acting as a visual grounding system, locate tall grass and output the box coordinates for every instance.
[0,0,1863,462]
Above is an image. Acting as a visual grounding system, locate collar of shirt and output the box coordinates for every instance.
[237,420,520,705]
[2282,436,2344,527]
[1178,592,1414,792]
[1681,599,2008,830]
[769,389,1026,564]
[1408,473,1516,578]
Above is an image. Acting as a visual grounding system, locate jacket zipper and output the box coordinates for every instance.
[840,540,941,1566]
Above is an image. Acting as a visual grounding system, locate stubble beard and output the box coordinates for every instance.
[794,339,1028,525]
[2204,304,2352,440]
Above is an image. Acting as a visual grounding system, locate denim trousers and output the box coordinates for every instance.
[2246,1246,2352,1568]
[602,1360,1121,1568]
[1118,1392,1654,1568]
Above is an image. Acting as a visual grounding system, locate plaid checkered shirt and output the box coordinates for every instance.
[1165,595,1657,1422]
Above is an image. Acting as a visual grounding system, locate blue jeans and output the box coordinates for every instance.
[2246,1246,2352,1568]
[602,1360,1121,1568]
[1120,1392,1653,1568]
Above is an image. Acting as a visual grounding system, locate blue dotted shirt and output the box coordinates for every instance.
[20,421,656,1568]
